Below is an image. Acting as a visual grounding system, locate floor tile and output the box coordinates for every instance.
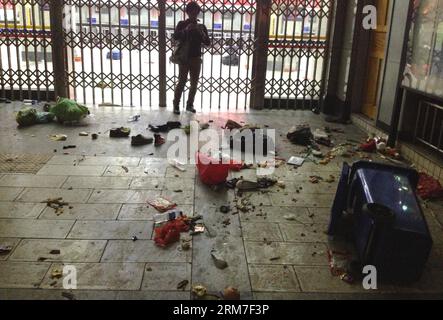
[67,220,153,240]
[62,176,132,190]
[0,219,74,239]
[241,222,283,241]
[141,263,192,291]
[37,165,106,176]
[39,203,121,220]
[0,174,66,188]
[245,241,328,266]
[16,188,91,203]
[0,187,23,201]
[0,202,46,219]
[40,263,145,290]
[0,262,50,288]
[10,239,107,262]
[249,265,300,292]
[101,240,191,263]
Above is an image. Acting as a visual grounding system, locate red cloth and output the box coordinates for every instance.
[417,173,443,200]
[196,152,242,185]
[154,217,190,247]
[360,139,377,153]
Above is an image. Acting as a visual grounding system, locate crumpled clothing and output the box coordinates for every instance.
[417,173,443,200]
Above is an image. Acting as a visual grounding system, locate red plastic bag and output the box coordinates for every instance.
[196,152,242,185]
[154,217,190,247]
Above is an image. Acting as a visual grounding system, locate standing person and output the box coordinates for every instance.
[172,1,210,115]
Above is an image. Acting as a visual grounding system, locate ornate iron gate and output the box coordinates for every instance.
[265,0,332,110]
[0,0,333,110]
[0,0,54,101]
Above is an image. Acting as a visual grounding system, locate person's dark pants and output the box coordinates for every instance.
[173,57,202,109]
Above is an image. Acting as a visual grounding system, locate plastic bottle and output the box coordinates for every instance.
[153,210,183,225]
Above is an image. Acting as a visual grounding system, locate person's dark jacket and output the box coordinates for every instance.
[172,19,210,58]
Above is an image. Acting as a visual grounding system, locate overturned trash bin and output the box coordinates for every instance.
[328,161,433,283]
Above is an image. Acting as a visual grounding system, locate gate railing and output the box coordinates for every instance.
[0,0,333,111]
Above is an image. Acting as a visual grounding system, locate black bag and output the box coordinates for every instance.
[170,35,190,65]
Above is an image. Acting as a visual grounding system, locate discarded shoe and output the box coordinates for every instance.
[236,179,259,191]
[154,133,165,146]
[110,127,131,138]
[131,134,154,146]
[149,121,182,133]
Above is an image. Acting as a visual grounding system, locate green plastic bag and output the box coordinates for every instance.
[36,112,55,124]
[16,107,38,127]
[50,97,89,123]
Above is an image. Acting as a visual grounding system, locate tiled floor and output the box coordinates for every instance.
[0,103,442,300]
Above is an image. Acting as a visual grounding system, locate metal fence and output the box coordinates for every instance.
[0,0,53,101]
[414,100,443,155]
[0,0,333,110]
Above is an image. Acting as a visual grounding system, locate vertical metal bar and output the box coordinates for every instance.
[285,1,297,109]
[430,105,437,145]
[296,0,306,109]
[414,101,422,143]
[209,0,215,110]
[269,2,279,109]
[250,0,271,109]
[21,1,32,99]
[30,2,40,101]
[438,119,443,150]
[158,0,167,107]
[318,0,333,113]
[227,3,234,110]
[245,2,255,110]
[108,0,114,104]
[422,102,430,140]
[50,0,68,98]
[138,2,142,106]
[311,0,323,110]
[236,2,244,110]
[199,0,206,110]
[278,0,289,109]
[78,3,86,104]
[13,2,22,100]
[128,1,133,107]
[71,3,78,100]
[88,0,95,105]
[98,1,104,104]
[40,1,49,101]
[305,0,315,110]
[3,2,14,99]
[218,2,225,110]
[117,1,123,106]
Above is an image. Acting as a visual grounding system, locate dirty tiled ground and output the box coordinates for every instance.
[0,103,442,300]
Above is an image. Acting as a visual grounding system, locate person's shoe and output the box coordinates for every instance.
[186,105,196,113]
[110,127,131,138]
[173,107,180,115]
[148,124,168,133]
[131,134,154,146]
[154,134,165,147]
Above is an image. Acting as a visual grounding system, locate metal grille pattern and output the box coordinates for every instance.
[0,0,333,110]
[165,0,256,111]
[265,0,331,110]
[63,0,160,107]
[415,101,443,155]
[0,0,54,101]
